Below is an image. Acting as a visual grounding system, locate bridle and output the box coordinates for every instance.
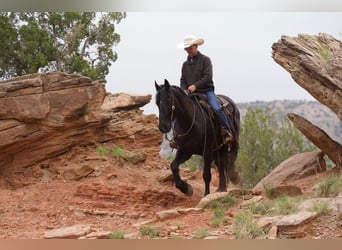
[164,89,196,142]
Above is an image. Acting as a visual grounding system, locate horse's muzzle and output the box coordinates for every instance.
[158,123,171,133]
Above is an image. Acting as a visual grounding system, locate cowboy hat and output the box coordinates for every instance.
[177,35,205,49]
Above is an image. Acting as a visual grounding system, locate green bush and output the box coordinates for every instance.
[315,175,342,197]
[248,202,272,215]
[139,226,159,239]
[233,211,264,239]
[193,228,210,239]
[207,195,237,209]
[273,196,299,215]
[236,107,316,188]
[96,145,145,164]
[96,146,109,155]
[205,195,237,227]
[211,206,227,227]
[309,201,331,216]
[109,230,125,239]
[248,195,300,216]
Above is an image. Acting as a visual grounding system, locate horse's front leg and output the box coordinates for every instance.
[171,150,193,196]
[203,156,212,196]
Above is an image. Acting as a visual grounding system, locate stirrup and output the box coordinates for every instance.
[223,131,234,144]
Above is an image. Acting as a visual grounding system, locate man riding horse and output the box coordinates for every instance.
[171,35,234,148]
[154,35,240,196]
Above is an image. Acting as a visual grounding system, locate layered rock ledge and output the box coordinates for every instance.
[0,71,159,182]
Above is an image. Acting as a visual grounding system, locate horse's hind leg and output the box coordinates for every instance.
[228,164,240,185]
[171,151,193,195]
[215,148,228,192]
[227,146,240,185]
[203,157,212,196]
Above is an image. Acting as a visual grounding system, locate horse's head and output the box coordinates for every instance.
[155,79,174,133]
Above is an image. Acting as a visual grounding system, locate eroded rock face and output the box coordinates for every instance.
[272,33,342,121]
[0,71,159,182]
[0,72,107,174]
[272,33,342,167]
[287,113,342,166]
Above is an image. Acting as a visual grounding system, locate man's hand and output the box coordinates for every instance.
[187,84,196,93]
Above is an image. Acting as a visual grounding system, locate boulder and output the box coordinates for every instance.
[44,224,92,239]
[253,151,326,192]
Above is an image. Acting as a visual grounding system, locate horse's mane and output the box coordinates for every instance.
[169,85,195,116]
[170,85,186,97]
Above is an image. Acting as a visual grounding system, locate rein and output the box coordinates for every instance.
[175,101,196,137]
[165,89,196,142]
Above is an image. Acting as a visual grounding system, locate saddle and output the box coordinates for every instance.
[217,94,234,119]
[189,93,234,134]
[190,93,233,114]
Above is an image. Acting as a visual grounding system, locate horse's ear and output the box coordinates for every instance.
[155,81,160,91]
[164,79,170,90]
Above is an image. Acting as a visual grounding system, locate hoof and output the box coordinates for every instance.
[230,172,240,185]
[216,188,227,192]
[186,184,193,196]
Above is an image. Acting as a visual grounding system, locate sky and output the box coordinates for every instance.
[105,12,342,115]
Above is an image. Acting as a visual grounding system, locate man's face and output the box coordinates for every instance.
[184,44,198,56]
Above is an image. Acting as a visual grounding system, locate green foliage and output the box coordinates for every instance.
[0,12,126,81]
[169,233,180,239]
[96,146,109,155]
[272,196,299,215]
[248,202,273,215]
[315,175,342,197]
[263,183,277,199]
[236,106,315,188]
[139,226,159,239]
[193,228,210,239]
[167,154,203,172]
[232,211,264,239]
[207,195,237,209]
[318,44,331,64]
[211,206,227,227]
[206,195,236,227]
[180,155,203,172]
[109,230,125,239]
[248,196,300,216]
[96,145,145,164]
[308,201,331,216]
[111,147,124,157]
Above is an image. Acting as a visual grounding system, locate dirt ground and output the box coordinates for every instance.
[0,141,341,239]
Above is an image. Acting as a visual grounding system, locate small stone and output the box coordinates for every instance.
[44,224,92,239]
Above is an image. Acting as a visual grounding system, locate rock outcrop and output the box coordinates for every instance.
[253,151,326,193]
[272,33,342,120]
[272,33,342,167]
[0,71,160,183]
[287,113,342,166]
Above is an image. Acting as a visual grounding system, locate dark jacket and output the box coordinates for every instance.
[180,51,214,93]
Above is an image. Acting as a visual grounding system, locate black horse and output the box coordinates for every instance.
[155,79,240,196]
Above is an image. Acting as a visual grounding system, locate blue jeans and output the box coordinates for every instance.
[206,91,233,134]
